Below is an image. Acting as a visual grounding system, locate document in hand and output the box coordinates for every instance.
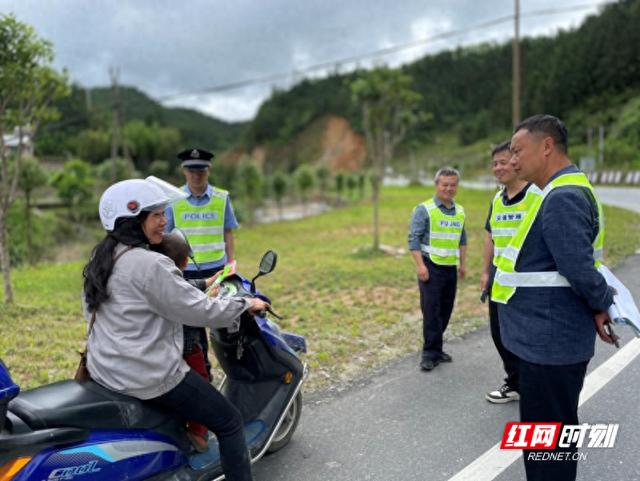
[598,265,640,337]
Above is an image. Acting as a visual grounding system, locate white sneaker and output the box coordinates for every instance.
[486,384,520,404]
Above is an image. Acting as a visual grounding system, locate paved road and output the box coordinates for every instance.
[596,187,640,213]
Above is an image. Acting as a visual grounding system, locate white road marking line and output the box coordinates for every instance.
[447,337,640,481]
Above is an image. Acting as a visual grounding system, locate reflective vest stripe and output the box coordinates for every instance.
[500,246,520,262]
[429,232,462,240]
[191,242,226,252]
[421,245,461,257]
[492,227,519,237]
[494,270,570,287]
[180,226,225,236]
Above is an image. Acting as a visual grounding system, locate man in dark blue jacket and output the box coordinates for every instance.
[496,115,617,481]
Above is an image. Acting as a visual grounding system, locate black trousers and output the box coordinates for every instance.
[488,299,520,390]
[418,258,457,361]
[519,359,588,481]
[151,370,253,481]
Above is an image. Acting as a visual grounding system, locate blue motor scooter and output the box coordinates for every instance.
[0,250,307,480]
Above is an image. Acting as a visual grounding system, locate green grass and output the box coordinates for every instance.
[2,186,640,392]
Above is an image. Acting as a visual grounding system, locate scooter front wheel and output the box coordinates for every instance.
[266,392,302,453]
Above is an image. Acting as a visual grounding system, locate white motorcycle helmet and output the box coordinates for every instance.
[99,176,188,231]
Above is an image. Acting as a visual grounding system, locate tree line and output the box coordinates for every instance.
[5,154,373,267]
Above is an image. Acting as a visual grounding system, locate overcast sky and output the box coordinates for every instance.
[1,0,610,122]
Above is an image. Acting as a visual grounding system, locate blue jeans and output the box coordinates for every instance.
[151,369,253,481]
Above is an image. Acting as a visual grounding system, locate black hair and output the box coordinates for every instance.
[514,114,568,154]
[83,212,150,313]
[150,232,190,269]
[491,140,511,157]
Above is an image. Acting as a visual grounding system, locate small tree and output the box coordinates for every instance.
[271,171,289,220]
[236,160,263,225]
[294,164,314,215]
[210,163,238,197]
[96,157,135,185]
[357,172,366,199]
[50,158,94,221]
[335,172,345,205]
[351,67,422,251]
[17,156,48,262]
[0,14,69,302]
[73,128,110,164]
[346,174,357,200]
[147,159,170,179]
[315,165,330,203]
[123,121,181,173]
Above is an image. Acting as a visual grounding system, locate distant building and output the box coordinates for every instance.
[2,127,34,157]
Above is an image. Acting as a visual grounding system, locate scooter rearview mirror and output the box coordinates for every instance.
[259,250,278,275]
[251,250,278,293]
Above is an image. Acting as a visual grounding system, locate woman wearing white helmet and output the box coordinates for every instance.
[83,177,264,481]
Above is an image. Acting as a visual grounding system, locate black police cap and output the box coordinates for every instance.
[177,148,214,169]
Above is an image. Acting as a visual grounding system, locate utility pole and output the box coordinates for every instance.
[109,67,129,183]
[84,87,92,113]
[109,67,120,183]
[598,125,605,165]
[512,0,521,129]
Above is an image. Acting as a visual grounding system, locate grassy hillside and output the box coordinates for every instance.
[37,85,248,156]
[88,87,248,151]
[2,186,639,393]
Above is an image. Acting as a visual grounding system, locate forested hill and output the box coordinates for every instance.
[38,86,247,157]
[244,0,640,149]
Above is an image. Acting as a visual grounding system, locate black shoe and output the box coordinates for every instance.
[439,352,453,363]
[486,384,520,404]
[420,358,440,371]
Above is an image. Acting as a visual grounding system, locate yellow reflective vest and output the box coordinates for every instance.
[420,199,466,266]
[172,187,228,265]
[491,172,605,304]
[489,184,541,267]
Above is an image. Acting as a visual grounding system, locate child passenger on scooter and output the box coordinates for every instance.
[151,231,220,452]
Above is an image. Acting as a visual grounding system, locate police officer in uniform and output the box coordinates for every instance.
[408,167,467,371]
[165,148,240,380]
[492,115,616,481]
[481,140,541,403]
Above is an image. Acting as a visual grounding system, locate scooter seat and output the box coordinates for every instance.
[9,380,172,431]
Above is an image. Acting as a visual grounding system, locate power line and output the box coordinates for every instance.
[158,1,614,102]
